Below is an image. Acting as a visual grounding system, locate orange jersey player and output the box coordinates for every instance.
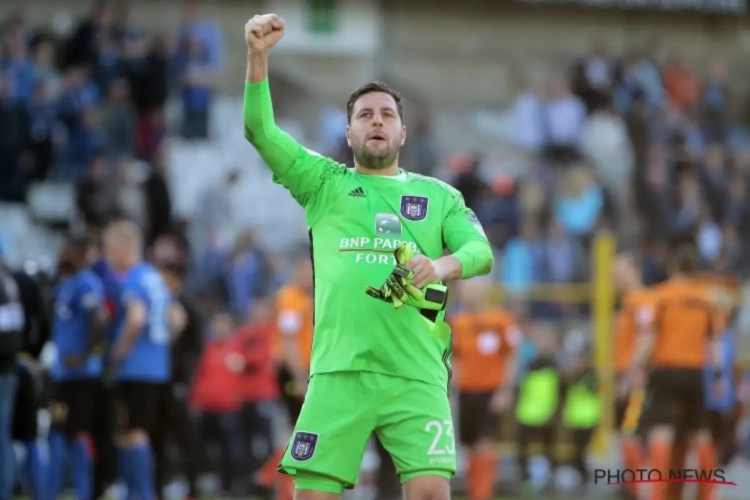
[274,251,313,420]
[450,277,520,500]
[612,254,655,497]
[624,248,725,500]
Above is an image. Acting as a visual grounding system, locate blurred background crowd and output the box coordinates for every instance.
[4,0,750,498]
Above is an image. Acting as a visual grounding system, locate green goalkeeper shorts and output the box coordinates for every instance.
[278,371,456,492]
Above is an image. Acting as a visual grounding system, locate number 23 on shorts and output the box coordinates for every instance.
[425,419,455,458]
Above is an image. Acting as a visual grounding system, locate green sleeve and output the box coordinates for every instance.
[243,79,345,215]
[441,187,494,279]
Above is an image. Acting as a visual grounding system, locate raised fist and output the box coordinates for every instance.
[245,14,285,54]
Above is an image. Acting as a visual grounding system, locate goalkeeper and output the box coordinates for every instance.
[243,13,493,500]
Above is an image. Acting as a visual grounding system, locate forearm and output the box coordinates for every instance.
[246,52,268,83]
[119,321,143,351]
[449,240,494,279]
[628,332,654,373]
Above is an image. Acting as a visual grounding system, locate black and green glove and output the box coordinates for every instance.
[365,244,448,318]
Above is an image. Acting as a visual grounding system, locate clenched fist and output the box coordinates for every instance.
[245,14,285,54]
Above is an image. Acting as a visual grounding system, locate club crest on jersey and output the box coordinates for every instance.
[290,431,318,461]
[400,196,428,221]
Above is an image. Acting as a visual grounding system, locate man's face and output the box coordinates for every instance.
[346,92,406,170]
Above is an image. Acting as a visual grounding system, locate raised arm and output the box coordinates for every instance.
[243,14,345,212]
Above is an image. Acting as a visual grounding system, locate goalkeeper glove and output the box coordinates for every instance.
[365,244,448,319]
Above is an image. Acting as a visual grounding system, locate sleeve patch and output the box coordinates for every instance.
[467,212,487,237]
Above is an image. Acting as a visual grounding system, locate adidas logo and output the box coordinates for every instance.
[348,187,366,198]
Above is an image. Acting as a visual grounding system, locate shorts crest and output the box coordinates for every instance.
[290,431,319,461]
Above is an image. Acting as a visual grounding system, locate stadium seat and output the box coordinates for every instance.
[0,203,63,268]
[26,182,77,226]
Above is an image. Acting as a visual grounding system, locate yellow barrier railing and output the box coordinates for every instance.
[591,231,615,455]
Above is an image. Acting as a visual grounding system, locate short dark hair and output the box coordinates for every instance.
[672,245,699,275]
[346,81,404,123]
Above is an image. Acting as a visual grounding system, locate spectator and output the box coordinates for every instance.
[179,37,216,140]
[702,57,729,143]
[190,312,245,494]
[193,231,230,301]
[142,153,173,247]
[449,154,487,212]
[625,91,653,175]
[177,0,225,73]
[671,170,703,239]
[699,143,728,220]
[226,230,269,320]
[553,167,603,238]
[512,82,545,155]
[535,217,586,286]
[639,146,674,236]
[716,225,744,276]
[663,55,701,113]
[194,169,240,251]
[235,298,278,484]
[696,207,722,265]
[0,73,31,202]
[2,34,36,103]
[64,106,105,181]
[581,100,634,191]
[26,82,57,181]
[634,42,665,108]
[102,78,134,160]
[502,219,537,296]
[75,155,119,229]
[612,51,642,114]
[127,35,170,160]
[572,40,615,113]
[530,217,586,319]
[58,65,99,127]
[0,253,24,500]
[724,173,750,237]
[31,37,61,97]
[153,262,201,500]
[477,175,520,249]
[111,3,142,50]
[544,78,586,164]
[67,0,110,67]
[641,238,668,286]
[93,28,123,97]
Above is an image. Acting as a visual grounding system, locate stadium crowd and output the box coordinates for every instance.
[1,1,750,500]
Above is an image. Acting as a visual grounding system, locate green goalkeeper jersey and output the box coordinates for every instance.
[244,80,493,390]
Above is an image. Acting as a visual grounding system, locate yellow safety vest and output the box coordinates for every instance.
[563,377,601,429]
[516,367,559,426]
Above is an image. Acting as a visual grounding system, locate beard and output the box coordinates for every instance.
[351,138,400,170]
